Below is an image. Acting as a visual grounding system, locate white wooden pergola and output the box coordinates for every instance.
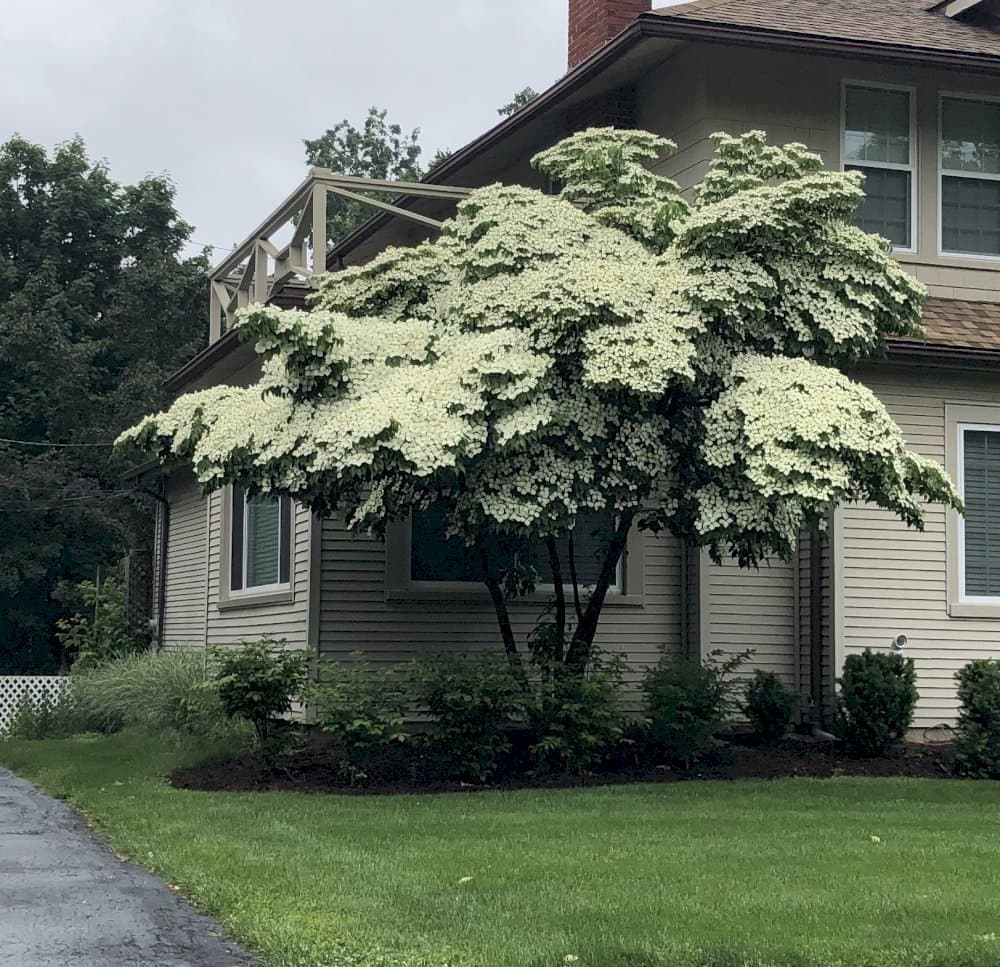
[208,170,470,341]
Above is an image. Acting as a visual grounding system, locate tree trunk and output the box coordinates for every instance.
[565,509,636,673]
[567,532,583,623]
[545,537,566,663]
[478,545,527,684]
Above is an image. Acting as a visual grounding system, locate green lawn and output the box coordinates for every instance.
[3,732,1000,967]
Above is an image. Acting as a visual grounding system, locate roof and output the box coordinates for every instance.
[650,0,1000,60]
[898,297,1000,355]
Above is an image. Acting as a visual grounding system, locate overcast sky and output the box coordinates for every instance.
[1,1,584,260]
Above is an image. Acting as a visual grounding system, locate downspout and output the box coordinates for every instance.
[809,523,825,730]
[141,482,169,651]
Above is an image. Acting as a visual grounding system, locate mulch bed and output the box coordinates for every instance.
[170,734,955,796]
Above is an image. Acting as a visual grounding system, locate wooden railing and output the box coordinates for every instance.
[208,169,471,341]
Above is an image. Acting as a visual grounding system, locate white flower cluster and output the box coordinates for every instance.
[119,128,960,561]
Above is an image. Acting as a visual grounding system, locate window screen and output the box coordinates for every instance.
[963,428,1000,598]
[941,97,1000,256]
[230,488,291,592]
[844,85,913,248]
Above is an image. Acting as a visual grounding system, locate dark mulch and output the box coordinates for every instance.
[170,734,955,796]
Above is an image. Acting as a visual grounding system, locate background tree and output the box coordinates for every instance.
[303,106,425,247]
[122,127,960,679]
[498,87,539,117]
[0,135,207,672]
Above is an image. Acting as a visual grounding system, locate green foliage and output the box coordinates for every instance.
[68,650,234,738]
[411,651,527,782]
[0,134,207,673]
[54,569,146,669]
[3,687,79,739]
[310,655,409,782]
[303,106,424,246]
[498,87,539,117]
[837,650,918,756]
[953,659,1000,778]
[643,650,750,767]
[528,651,627,774]
[745,670,798,741]
[210,638,308,747]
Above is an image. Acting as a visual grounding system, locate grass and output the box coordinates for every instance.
[2,732,1000,967]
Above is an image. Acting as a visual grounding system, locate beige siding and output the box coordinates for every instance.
[317,517,684,698]
[839,364,1000,728]
[160,471,208,648]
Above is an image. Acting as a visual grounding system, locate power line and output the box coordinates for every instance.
[0,437,115,448]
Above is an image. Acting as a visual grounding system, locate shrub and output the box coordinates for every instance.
[838,650,918,756]
[528,653,626,775]
[311,655,410,782]
[642,649,750,767]
[412,651,527,782]
[55,569,147,669]
[211,637,308,747]
[70,649,234,738]
[745,670,798,741]
[953,659,1000,778]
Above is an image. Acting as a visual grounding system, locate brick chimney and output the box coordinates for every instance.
[568,0,650,69]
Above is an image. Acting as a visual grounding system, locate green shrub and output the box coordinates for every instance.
[211,637,308,747]
[71,649,234,738]
[412,651,527,782]
[311,655,410,782]
[642,649,750,767]
[528,653,626,775]
[838,650,918,756]
[3,686,80,739]
[55,569,147,669]
[745,670,798,741]
[953,659,1000,778]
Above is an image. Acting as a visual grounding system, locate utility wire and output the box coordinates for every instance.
[0,437,115,448]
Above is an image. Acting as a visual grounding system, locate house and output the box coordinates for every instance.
[146,0,1000,730]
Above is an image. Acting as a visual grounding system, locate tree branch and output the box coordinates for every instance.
[478,544,525,683]
[567,531,583,623]
[545,536,566,663]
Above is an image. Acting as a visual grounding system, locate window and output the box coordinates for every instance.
[941,96,1000,257]
[409,504,621,591]
[843,83,915,249]
[229,487,292,593]
[959,426,1000,600]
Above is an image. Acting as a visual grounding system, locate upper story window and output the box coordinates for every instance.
[410,503,620,592]
[843,83,915,250]
[959,426,1000,601]
[940,96,1000,258]
[229,487,292,593]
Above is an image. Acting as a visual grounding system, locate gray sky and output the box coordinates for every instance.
[1,0,576,261]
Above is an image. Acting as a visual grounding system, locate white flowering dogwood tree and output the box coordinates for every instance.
[120,128,960,675]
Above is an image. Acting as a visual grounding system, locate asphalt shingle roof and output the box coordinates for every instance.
[906,297,1000,352]
[651,0,1000,60]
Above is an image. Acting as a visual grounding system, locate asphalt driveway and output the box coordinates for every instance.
[0,766,255,966]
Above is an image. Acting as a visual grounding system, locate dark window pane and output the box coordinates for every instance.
[942,176,1000,256]
[847,166,911,248]
[942,97,1000,176]
[844,86,910,165]
[964,429,1000,597]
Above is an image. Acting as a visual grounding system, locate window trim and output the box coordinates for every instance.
[385,515,645,607]
[219,486,295,610]
[840,79,917,255]
[938,90,1000,262]
[946,403,1000,618]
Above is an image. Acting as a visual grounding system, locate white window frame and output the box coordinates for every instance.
[840,79,918,255]
[957,421,1000,604]
[938,91,1000,262]
[220,488,294,608]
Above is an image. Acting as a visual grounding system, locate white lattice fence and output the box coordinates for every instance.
[0,676,69,732]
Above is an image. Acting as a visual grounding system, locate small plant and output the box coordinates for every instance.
[838,650,918,756]
[953,659,1000,778]
[310,655,410,782]
[642,649,751,767]
[3,687,78,739]
[528,653,626,775]
[210,638,308,748]
[745,670,798,741]
[412,651,527,782]
[55,569,147,669]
